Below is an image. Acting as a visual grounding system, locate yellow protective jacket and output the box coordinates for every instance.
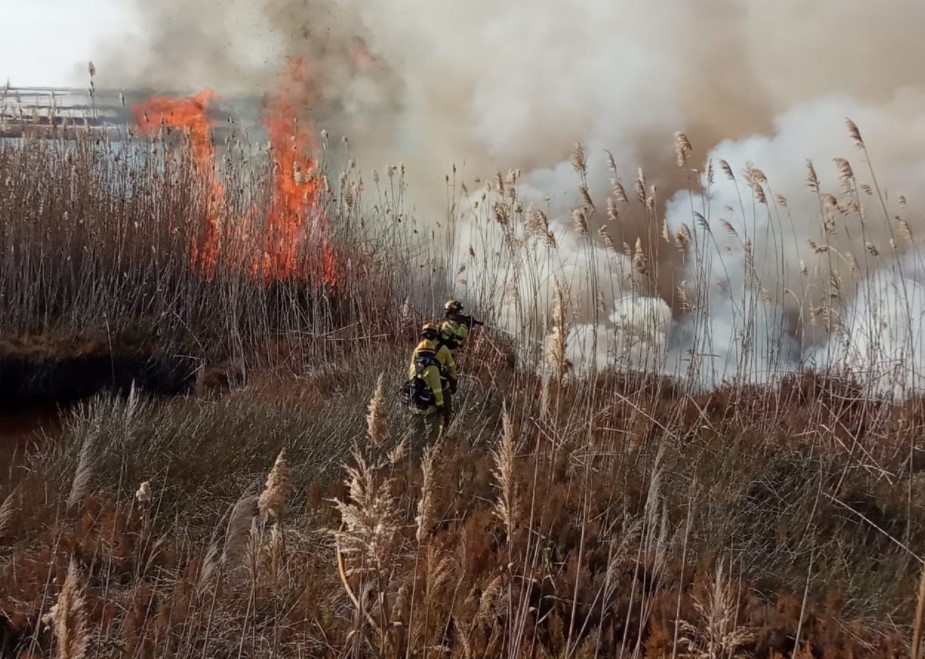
[408,341,445,415]
[440,319,469,353]
[436,341,457,379]
[413,338,456,379]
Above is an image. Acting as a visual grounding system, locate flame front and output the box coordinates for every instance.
[258,57,336,286]
[132,59,336,289]
[133,89,223,276]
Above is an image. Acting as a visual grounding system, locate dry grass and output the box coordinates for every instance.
[1,357,921,657]
[1,105,925,658]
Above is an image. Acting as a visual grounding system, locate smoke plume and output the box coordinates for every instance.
[93,0,925,392]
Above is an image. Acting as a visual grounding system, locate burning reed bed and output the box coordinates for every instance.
[0,115,434,401]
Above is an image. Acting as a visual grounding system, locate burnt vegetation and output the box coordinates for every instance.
[1,98,924,658]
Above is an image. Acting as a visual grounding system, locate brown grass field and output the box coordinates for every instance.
[1,101,924,658]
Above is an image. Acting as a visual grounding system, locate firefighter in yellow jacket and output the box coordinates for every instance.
[440,299,482,359]
[429,322,458,419]
[405,323,452,449]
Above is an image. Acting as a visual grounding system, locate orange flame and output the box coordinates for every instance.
[132,59,337,289]
[132,89,222,276]
[258,57,335,286]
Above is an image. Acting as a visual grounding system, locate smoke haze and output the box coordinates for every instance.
[93,0,925,390]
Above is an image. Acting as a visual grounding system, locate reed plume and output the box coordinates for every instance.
[634,168,647,204]
[48,559,89,659]
[806,160,819,192]
[416,442,440,543]
[570,142,587,175]
[571,208,589,236]
[544,282,569,385]
[135,481,152,504]
[674,131,693,168]
[366,373,389,448]
[388,436,409,465]
[222,494,259,570]
[333,451,400,577]
[491,406,517,537]
[833,157,854,192]
[634,238,648,275]
[258,449,292,523]
[611,179,629,203]
[67,432,96,509]
[579,183,595,212]
[0,487,18,538]
[606,196,620,222]
[846,117,865,149]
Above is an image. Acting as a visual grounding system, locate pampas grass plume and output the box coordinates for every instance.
[258,449,292,523]
[366,373,389,448]
[49,559,89,659]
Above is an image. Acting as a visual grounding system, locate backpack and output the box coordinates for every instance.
[438,330,460,351]
[400,352,438,410]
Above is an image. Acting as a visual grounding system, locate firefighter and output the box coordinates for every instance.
[440,299,482,358]
[427,321,459,419]
[423,322,458,421]
[405,323,450,449]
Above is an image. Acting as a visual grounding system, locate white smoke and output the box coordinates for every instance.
[808,251,925,398]
[662,90,925,391]
[612,296,672,342]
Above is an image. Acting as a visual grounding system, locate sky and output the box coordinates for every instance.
[1,0,138,87]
